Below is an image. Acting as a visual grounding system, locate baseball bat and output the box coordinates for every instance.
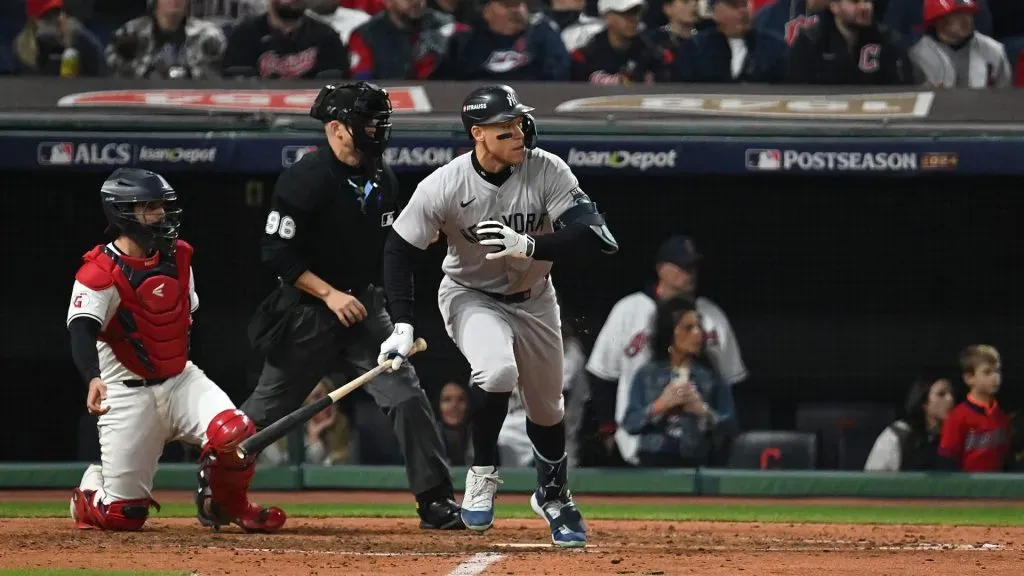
[235,338,428,460]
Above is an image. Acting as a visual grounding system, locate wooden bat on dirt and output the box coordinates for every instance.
[236,338,428,460]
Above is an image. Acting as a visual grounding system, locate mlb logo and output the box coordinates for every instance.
[745,149,781,171]
[281,145,318,167]
[38,142,74,166]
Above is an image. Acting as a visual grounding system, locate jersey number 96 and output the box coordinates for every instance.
[265,211,296,240]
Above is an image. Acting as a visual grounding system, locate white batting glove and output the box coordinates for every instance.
[377,323,415,371]
[475,220,535,260]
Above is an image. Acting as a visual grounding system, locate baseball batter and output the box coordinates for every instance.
[66,168,285,533]
[588,235,748,465]
[377,85,618,548]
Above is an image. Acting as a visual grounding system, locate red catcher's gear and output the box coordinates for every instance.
[75,241,193,379]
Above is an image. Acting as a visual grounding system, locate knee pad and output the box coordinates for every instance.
[205,409,255,467]
[476,363,519,394]
[71,489,159,531]
[198,409,257,521]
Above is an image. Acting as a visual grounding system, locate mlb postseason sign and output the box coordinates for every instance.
[744,148,921,173]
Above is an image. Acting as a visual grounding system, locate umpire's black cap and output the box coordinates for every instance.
[461,85,535,135]
[656,235,702,269]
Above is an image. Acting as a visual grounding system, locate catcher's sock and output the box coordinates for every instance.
[470,386,511,467]
[526,418,566,463]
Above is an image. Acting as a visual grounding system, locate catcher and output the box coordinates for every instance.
[66,168,286,532]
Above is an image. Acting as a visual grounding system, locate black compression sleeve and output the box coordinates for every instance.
[69,317,102,385]
[531,222,605,262]
[382,230,422,325]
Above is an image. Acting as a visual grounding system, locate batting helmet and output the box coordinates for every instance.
[923,0,976,25]
[100,168,182,256]
[310,82,393,160]
[461,85,538,149]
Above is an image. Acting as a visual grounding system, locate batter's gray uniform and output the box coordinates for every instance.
[391,148,581,427]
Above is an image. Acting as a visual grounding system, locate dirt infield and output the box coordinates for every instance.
[2,491,1023,575]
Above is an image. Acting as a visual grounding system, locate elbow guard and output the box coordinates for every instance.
[555,191,619,254]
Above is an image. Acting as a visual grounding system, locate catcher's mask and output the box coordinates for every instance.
[311,82,393,161]
[100,168,182,256]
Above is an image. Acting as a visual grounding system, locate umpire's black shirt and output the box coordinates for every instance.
[261,147,403,297]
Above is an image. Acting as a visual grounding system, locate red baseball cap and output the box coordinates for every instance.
[27,0,64,19]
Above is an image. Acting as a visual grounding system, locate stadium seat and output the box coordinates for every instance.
[837,427,882,470]
[727,431,818,470]
[796,403,895,469]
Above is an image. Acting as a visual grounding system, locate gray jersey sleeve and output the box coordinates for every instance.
[541,151,581,223]
[392,173,446,250]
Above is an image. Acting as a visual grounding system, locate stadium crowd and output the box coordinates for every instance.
[1,0,1022,86]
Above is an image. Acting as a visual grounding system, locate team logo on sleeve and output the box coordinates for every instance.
[73,292,90,308]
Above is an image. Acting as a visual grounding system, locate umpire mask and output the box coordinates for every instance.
[311,82,394,161]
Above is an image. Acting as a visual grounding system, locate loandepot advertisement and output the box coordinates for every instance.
[565,148,678,172]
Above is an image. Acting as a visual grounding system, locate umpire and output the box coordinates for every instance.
[241,82,463,530]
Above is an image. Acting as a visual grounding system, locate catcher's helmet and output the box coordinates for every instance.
[461,85,538,149]
[100,168,182,256]
[311,82,393,159]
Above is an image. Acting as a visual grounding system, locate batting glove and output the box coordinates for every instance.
[475,220,535,260]
[378,323,415,371]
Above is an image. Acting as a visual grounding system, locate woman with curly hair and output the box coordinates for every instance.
[622,297,737,467]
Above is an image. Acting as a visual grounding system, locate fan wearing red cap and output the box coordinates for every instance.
[105,0,227,79]
[13,0,106,76]
[907,0,1011,87]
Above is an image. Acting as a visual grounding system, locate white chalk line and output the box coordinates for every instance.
[446,552,505,576]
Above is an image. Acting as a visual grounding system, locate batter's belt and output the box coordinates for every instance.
[450,275,549,304]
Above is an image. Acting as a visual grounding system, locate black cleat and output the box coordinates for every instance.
[418,498,466,530]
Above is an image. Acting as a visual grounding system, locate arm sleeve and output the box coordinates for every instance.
[864,427,902,471]
[261,170,318,285]
[586,302,625,428]
[937,409,964,470]
[530,222,606,262]
[69,317,102,385]
[347,29,374,79]
[531,155,614,261]
[382,230,425,326]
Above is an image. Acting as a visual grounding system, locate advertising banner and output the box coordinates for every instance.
[4,133,1022,175]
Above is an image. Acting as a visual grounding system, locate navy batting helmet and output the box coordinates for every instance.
[461,85,538,149]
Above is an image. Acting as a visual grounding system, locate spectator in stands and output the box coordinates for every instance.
[14,0,106,76]
[754,0,829,46]
[588,235,747,466]
[884,0,991,49]
[554,0,605,53]
[259,379,351,466]
[570,0,675,83]
[908,0,1011,88]
[787,0,917,84]
[622,297,737,468]
[347,0,466,79]
[437,381,473,466]
[106,0,227,79]
[306,0,371,44]
[988,0,1024,82]
[430,0,477,23]
[438,0,571,80]
[648,0,698,58]
[222,0,350,78]
[675,0,788,82]
[863,374,954,471]
[938,344,1012,472]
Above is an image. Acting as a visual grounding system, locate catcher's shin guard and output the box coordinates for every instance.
[70,488,159,531]
[195,409,286,533]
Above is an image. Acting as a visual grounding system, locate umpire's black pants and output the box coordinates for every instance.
[240,285,452,497]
